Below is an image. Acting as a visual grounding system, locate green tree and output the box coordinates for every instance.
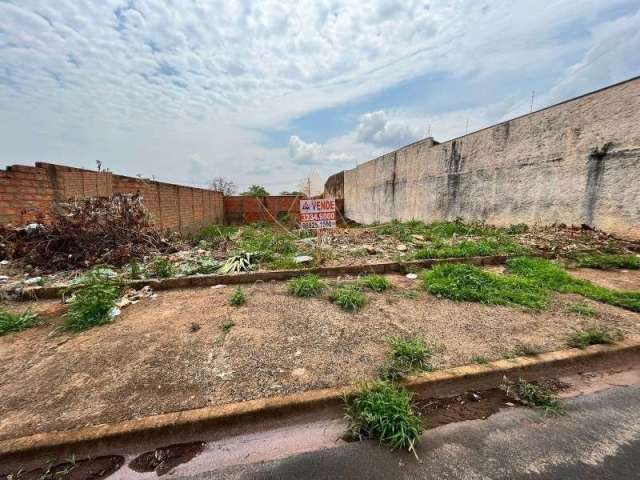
[241,185,270,196]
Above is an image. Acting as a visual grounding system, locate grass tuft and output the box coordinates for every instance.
[422,263,549,310]
[229,287,246,306]
[267,256,301,270]
[345,381,422,454]
[569,302,598,317]
[288,274,326,297]
[222,319,236,334]
[567,325,624,349]
[504,343,542,359]
[0,309,39,336]
[502,378,565,415]
[330,286,367,312]
[575,253,640,270]
[359,275,392,292]
[379,337,433,381]
[414,237,526,260]
[62,269,123,332]
[471,355,490,365]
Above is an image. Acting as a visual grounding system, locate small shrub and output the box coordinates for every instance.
[288,274,326,297]
[229,287,246,306]
[567,325,624,349]
[0,309,39,336]
[222,319,236,333]
[379,337,433,381]
[569,303,598,317]
[218,253,257,274]
[61,269,123,332]
[151,257,176,278]
[330,286,367,312]
[422,263,548,310]
[575,254,640,270]
[471,355,490,365]
[345,381,422,454]
[502,378,565,416]
[359,275,392,292]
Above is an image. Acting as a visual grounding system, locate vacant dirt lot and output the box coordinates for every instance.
[1,270,640,441]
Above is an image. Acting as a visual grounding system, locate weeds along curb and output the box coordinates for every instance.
[1,337,638,462]
[7,254,514,301]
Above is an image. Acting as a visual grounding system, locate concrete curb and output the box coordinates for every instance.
[7,254,512,300]
[1,337,638,461]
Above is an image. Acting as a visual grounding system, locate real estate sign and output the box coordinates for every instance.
[299,198,336,229]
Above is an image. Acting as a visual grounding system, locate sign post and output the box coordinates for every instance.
[299,198,336,245]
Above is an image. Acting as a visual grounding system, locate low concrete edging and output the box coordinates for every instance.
[7,254,511,301]
[1,337,638,462]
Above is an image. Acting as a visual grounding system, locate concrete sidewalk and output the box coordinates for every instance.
[180,384,640,480]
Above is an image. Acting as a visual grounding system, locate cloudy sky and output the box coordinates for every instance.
[1,1,639,193]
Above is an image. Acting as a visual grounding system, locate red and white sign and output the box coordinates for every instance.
[299,198,336,229]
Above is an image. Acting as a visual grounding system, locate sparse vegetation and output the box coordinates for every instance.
[267,256,301,270]
[128,259,144,279]
[61,269,123,332]
[569,302,598,317]
[414,237,527,260]
[504,223,529,235]
[219,252,257,274]
[288,274,326,297]
[150,257,176,278]
[502,378,565,416]
[379,337,433,381]
[574,253,640,270]
[330,286,367,311]
[222,319,236,333]
[359,274,392,292]
[191,224,238,245]
[237,227,296,263]
[0,308,39,336]
[400,290,420,300]
[345,381,422,455]
[567,325,624,349]
[504,343,542,359]
[183,257,221,275]
[471,355,490,365]
[422,263,549,310]
[229,287,246,306]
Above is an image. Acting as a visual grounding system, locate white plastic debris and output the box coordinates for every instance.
[24,223,43,233]
[396,244,408,252]
[0,260,9,266]
[405,273,418,280]
[0,275,9,284]
[211,284,226,289]
[294,255,313,264]
[24,276,43,285]
[109,306,121,319]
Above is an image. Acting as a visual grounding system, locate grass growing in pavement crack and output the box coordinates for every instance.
[229,287,246,307]
[422,263,549,310]
[288,274,326,297]
[379,337,434,381]
[0,308,40,336]
[330,286,367,312]
[501,378,565,416]
[345,380,423,457]
[359,274,392,292]
[61,269,123,332]
[567,325,624,349]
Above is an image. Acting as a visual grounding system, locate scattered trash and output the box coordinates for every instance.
[0,260,9,266]
[0,275,9,284]
[211,284,226,289]
[396,244,408,252]
[23,276,43,286]
[405,273,418,280]
[293,255,313,264]
[109,306,121,319]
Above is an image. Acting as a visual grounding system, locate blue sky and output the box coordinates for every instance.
[1,1,639,193]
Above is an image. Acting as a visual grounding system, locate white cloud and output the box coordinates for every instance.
[0,1,638,191]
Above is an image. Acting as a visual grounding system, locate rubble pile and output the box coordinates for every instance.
[0,194,175,271]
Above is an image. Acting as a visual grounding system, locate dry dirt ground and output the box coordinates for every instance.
[1,271,640,441]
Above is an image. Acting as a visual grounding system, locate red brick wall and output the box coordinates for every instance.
[0,162,224,232]
[224,195,304,224]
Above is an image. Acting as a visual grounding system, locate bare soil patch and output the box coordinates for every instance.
[1,272,639,441]
[569,267,640,291]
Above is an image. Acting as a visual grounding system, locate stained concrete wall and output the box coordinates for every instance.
[331,76,640,239]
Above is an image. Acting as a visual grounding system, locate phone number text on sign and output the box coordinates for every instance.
[299,198,337,229]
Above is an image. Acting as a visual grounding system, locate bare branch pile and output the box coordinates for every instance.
[0,194,175,270]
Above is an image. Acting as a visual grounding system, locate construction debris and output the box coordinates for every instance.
[0,194,175,271]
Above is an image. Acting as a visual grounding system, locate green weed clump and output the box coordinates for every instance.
[330,286,367,312]
[0,309,39,336]
[222,319,236,334]
[288,274,326,297]
[238,226,296,261]
[422,263,549,310]
[359,275,392,292]
[191,224,238,245]
[507,257,640,312]
[504,343,542,359]
[569,303,598,317]
[379,337,433,381]
[345,381,422,455]
[229,287,246,306]
[267,256,301,270]
[567,325,624,349]
[574,254,640,270]
[471,355,490,365]
[414,237,526,260]
[151,257,176,278]
[62,269,123,332]
[502,378,565,416]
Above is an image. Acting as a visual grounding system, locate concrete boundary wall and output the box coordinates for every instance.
[0,162,223,232]
[328,76,640,239]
